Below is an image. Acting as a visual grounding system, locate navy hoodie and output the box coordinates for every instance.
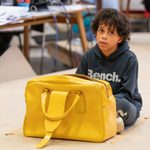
[76,42,142,111]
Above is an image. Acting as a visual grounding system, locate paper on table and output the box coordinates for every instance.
[0,6,29,25]
[48,4,95,13]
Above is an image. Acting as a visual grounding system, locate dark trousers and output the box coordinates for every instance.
[115,95,141,126]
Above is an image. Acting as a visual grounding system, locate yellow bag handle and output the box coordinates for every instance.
[41,90,81,121]
[36,89,80,148]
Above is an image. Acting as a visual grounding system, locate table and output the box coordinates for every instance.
[0,5,95,60]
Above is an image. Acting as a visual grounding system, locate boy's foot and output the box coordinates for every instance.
[117,116,124,134]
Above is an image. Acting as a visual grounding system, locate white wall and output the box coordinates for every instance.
[121,0,145,11]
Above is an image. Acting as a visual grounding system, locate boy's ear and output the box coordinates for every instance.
[118,37,123,43]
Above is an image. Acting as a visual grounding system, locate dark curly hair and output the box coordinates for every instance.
[91,8,130,42]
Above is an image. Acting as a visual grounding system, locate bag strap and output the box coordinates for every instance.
[36,89,80,148]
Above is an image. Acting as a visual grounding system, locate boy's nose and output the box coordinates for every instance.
[102,32,107,39]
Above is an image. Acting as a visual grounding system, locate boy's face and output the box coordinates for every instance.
[96,23,123,57]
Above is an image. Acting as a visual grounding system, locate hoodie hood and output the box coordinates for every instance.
[94,41,129,61]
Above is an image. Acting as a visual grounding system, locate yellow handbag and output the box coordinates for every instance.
[23,74,117,148]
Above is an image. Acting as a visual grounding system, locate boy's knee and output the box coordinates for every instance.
[123,110,139,126]
[116,97,140,126]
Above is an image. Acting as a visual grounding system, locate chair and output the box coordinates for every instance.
[144,11,150,31]
[0,46,36,82]
[31,22,79,74]
[120,0,150,31]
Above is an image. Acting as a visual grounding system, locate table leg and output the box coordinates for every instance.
[75,11,88,52]
[96,0,102,12]
[24,26,30,60]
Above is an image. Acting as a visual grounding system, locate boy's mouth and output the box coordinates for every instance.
[99,41,108,46]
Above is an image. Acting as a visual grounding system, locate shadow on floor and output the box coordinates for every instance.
[29,43,82,75]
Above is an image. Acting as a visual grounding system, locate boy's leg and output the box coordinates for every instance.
[115,96,140,126]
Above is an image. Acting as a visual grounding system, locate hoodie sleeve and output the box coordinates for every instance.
[114,54,142,110]
[76,54,88,75]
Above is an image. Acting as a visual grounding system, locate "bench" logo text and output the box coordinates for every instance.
[88,69,121,82]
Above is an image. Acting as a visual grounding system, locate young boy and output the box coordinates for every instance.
[76,8,142,131]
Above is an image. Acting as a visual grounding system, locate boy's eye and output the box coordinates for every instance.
[108,31,114,35]
[97,28,104,32]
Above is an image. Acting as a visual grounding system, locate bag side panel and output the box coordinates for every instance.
[23,83,46,137]
[102,95,117,140]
